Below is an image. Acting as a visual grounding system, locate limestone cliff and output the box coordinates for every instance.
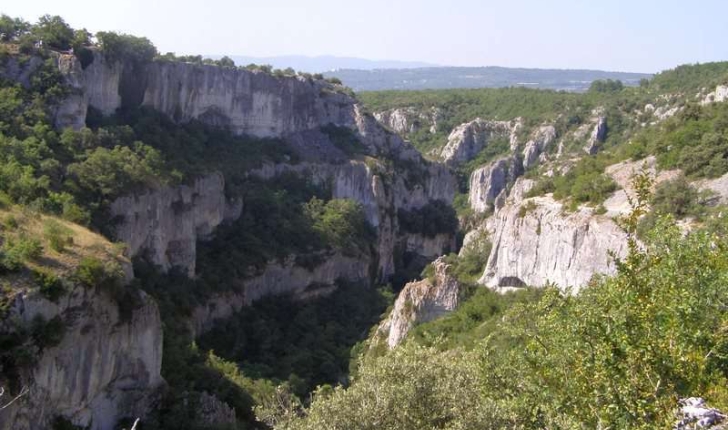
[0,286,163,430]
[109,172,242,277]
[440,118,521,165]
[53,51,356,136]
[480,195,628,291]
[375,257,460,348]
[190,252,370,336]
[373,107,442,135]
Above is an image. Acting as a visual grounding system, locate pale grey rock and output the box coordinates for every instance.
[675,397,727,429]
[142,62,355,137]
[377,257,460,348]
[109,173,242,277]
[468,158,514,213]
[508,178,536,206]
[0,287,163,430]
[583,116,607,155]
[701,85,728,105]
[522,125,557,169]
[603,156,681,216]
[82,51,124,116]
[481,196,628,291]
[653,105,681,122]
[696,172,728,205]
[373,107,442,135]
[54,54,87,129]
[440,118,520,166]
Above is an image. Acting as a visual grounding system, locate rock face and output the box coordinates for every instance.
[51,51,356,137]
[481,196,628,291]
[603,156,681,216]
[376,257,460,348]
[109,173,242,277]
[373,107,442,135]
[0,286,163,430]
[583,116,608,155]
[190,252,370,336]
[701,85,728,105]
[468,156,525,213]
[522,125,557,169]
[440,118,520,165]
[142,62,355,137]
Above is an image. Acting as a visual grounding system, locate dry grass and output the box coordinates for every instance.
[0,205,130,290]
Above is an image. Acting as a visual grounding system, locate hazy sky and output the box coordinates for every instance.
[3,0,727,72]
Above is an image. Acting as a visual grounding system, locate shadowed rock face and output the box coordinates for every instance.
[0,287,163,430]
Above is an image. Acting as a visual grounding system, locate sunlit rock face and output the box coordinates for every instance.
[376,256,461,348]
[481,195,627,291]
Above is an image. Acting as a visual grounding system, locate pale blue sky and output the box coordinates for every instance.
[3,0,726,72]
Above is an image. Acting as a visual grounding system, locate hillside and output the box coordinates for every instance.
[2,13,728,430]
[325,66,652,91]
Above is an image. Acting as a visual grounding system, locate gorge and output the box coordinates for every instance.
[1,15,728,430]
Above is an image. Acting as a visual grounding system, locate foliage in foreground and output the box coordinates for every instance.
[279,213,728,429]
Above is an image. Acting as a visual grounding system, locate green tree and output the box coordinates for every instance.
[32,15,74,50]
[0,14,30,42]
[95,31,158,64]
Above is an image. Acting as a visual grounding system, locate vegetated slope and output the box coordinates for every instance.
[279,211,728,429]
[324,66,651,92]
[267,63,728,429]
[0,13,456,430]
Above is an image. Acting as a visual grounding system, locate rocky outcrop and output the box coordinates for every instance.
[0,286,163,430]
[583,116,607,155]
[376,257,460,348]
[373,107,442,135]
[468,157,524,213]
[697,172,728,205]
[603,156,681,216]
[50,51,357,136]
[404,233,457,260]
[522,125,557,169]
[440,118,521,165]
[481,196,628,291]
[109,173,242,277]
[142,62,355,137]
[701,85,728,105]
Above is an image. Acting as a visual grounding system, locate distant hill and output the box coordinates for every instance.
[206,54,437,72]
[323,67,652,92]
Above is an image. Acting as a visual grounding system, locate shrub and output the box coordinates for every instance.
[30,314,65,349]
[43,219,73,252]
[320,124,368,156]
[2,236,43,270]
[517,200,538,218]
[32,15,74,50]
[73,257,122,291]
[95,31,157,64]
[33,269,65,302]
